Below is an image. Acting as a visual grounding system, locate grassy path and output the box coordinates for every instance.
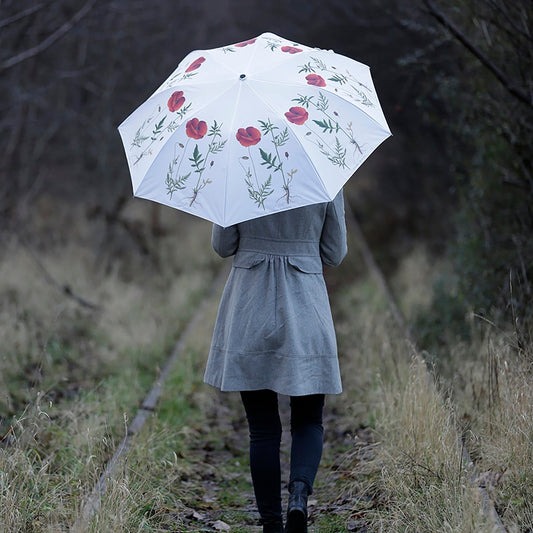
[80,270,366,532]
[2,202,531,531]
[72,244,526,532]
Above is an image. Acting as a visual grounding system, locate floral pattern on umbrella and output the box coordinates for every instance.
[234,38,257,48]
[237,119,300,208]
[130,90,192,165]
[298,56,375,107]
[157,55,208,92]
[222,34,305,55]
[165,119,227,206]
[118,31,391,227]
[185,56,205,72]
[281,45,303,54]
[237,126,271,208]
[291,92,363,169]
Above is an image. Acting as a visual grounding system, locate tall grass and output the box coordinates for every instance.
[2,196,531,531]
[365,245,533,531]
[367,359,492,531]
[329,245,532,531]
[1,382,129,531]
[75,287,230,532]
[453,332,533,531]
[0,197,218,531]
[1,199,215,412]
[331,272,492,530]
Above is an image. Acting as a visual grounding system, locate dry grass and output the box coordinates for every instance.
[332,274,491,530]
[1,381,132,532]
[366,358,492,532]
[79,423,193,533]
[452,333,533,531]
[72,279,225,532]
[379,246,533,531]
[0,198,215,413]
[2,196,531,532]
[0,196,219,531]
[331,246,533,531]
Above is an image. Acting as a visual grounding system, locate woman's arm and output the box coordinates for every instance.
[319,189,348,267]
[212,224,240,258]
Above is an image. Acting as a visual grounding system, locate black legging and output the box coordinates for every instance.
[240,390,325,524]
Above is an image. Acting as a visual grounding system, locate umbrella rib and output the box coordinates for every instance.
[318,80,391,135]
[248,77,392,145]
[128,80,238,210]
[223,79,246,226]
[321,77,391,134]
[218,37,269,225]
[137,48,244,114]
[288,121,330,198]
[243,35,265,77]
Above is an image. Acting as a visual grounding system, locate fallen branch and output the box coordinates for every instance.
[423,0,532,109]
[0,0,96,72]
[21,238,101,311]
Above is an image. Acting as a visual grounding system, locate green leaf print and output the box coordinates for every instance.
[259,148,282,172]
[189,144,205,173]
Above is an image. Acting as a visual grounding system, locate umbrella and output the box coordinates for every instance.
[118,32,391,227]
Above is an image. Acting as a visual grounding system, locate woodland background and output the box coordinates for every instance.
[1,1,532,531]
[1,0,531,341]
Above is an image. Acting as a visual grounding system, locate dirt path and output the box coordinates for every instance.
[131,260,377,532]
[65,249,378,531]
[155,388,372,532]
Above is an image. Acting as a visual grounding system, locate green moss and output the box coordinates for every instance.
[312,513,350,532]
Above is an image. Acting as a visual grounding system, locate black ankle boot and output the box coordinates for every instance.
[285,480,309,533]
[262,519,284,533]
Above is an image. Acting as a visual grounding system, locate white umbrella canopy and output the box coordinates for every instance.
[118,32,391,227]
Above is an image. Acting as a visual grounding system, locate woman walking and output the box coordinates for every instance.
[204,190,347,533]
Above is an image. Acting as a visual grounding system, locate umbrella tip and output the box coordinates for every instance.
[239,73,246,80]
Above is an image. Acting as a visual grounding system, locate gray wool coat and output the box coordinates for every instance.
[203,190,347,396]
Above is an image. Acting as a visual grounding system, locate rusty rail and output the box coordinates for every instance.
[344,200,506,533]
[70,261,230,532]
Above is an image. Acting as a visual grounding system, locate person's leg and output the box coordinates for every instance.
[286,394,325,533]
[289,394,325,491]
[240,390,283,528]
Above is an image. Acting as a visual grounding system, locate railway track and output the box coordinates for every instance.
[344,202,507,533]
[70,261,231,532]
[70,204,507,532]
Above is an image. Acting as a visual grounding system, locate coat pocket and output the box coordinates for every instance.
[287,255,323,274]
[233,251,266,269]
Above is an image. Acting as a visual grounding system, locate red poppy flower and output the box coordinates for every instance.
[167,91,185,112]
[306,74,326,87]
[185,56,205,73]
[186,118,208,139]
[236,126,261,147]
[235,38,257,47]
[281,46,303,54]
[285,107,309,125]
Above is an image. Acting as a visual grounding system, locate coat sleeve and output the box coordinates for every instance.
[212,224,240,258]
[320,189,348,267]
